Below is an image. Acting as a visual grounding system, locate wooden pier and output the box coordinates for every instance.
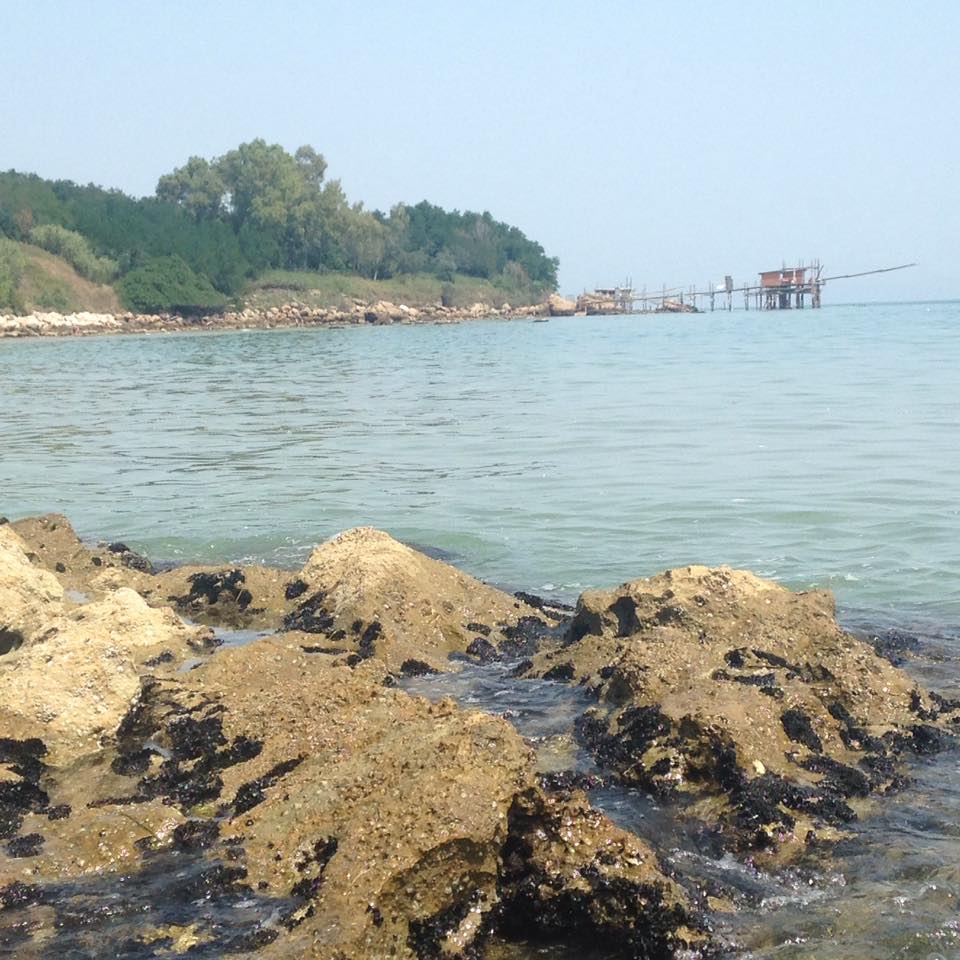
[578,261,914,315]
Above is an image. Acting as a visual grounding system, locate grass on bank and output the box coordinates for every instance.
[0,239,120,314]
[244,269,548,311]
[0,245,546,317]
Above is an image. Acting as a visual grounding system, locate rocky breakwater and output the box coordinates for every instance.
[519,565,960,867]
[0,299,548,338]
[0,518,710,959]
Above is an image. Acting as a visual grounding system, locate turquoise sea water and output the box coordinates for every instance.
[2,301,957,626]
[2,301,960,958]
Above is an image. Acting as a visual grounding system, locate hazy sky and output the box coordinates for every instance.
[4,0,958,300]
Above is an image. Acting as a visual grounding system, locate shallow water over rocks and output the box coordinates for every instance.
[400,623,960,960]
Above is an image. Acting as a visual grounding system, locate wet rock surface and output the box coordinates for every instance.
[522,566,960,866]
[11,517,560,670]
[286,526,561,672]
[0,520,704,960]
[4,516,958,957]
[499,787,711,958]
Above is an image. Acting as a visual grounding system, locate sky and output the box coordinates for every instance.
[3,0,958,301]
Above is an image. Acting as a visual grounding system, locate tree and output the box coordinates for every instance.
[341,205,386,278]
[294,145,327,190]
[156,156,225,221]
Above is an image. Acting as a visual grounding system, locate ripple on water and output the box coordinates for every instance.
[2,303,960,618]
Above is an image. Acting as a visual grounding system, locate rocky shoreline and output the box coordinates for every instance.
[0,299,551,339]
[1,514,957,958]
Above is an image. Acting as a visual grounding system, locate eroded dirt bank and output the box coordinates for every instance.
[1,514,956,958]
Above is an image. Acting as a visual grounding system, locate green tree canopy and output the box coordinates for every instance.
[0,140,559,310]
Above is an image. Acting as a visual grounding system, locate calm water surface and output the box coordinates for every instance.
[1,302,958,624]
[1,301,959,958]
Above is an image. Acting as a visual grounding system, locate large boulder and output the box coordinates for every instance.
[547,293,577,316]
[0,637,705,958]
[284,527,553,672]
[0,524,63,651]
[522,566,959,865]
[0,589,211,764]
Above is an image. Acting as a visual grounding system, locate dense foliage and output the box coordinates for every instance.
[0,140,557,312]
[29,224,119,284]
[116,255,226,313]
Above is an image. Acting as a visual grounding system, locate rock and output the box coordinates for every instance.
[11,513,293,628]
[0,589,211,763]
[96,639,529,957]
[524,566,959,865]
[547,293,577,316]
[0,545,706,957]
[0,624,141,765]
[10,513,138,599]
[500,787,708,956]
[87,638,701,958]
[41,587,212,664]
[152,563,292,628]
[3,801,185,882]
[0,525,63,651]
[11,517,560,667]
[288,527,554,671]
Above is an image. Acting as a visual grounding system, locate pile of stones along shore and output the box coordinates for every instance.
[1,513,957,959]
[0,298,549,338]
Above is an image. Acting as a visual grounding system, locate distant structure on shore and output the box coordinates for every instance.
[578,260,915,315]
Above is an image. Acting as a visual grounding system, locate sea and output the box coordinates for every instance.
[1,301,958,958]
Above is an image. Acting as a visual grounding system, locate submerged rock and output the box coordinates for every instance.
[523,566,959,865]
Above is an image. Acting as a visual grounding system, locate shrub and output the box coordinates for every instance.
[0,238,25,312]
[117,255,227,313]
[29,224,119,283]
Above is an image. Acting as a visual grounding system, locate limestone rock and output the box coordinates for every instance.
[90,638,701,958]
[523,566,959,864]
[501,787,708,956]
[39,587,212,664]
[0,613,704,957]
[0,524,63,651]
[0,589,211,763]
[0,627,141,765]
[10,513,147,600]
[3,800,185,882]
[99,638,533,958]
[547,293,577,316]
[289,527,552,671]
[152,564,291,629]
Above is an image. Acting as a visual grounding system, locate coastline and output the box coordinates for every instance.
[0,298,549,339]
